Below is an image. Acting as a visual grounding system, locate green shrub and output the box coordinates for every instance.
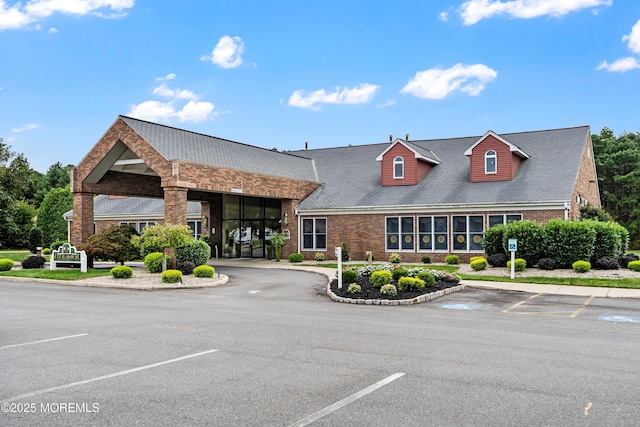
[161,269,183,283]
[397,276,425,292]
[421,255,431,264]
[470,258,488,271]
[506,258,526,272]
[0,259,14,271]
[612,223,630,255]
[288,253,304,262]
[28,227,43,254]
[177,261,196,275]
[470,256,485,262]
[342,269,358,284]
[110,265,133,279]
[627,260,640,272]
[144,252,164,273]
[42,248,51,255]
[544,219,595,268]
[341,243,349,261]
[194,265,215,278]
[572,260,591,273]
[389,253,402,263]
[488,253,507,267]
[619,253,640,268]
[371,270,392,288]
[50,240,70,251]
[380,284,397,296]
[347,284,361,294]
[503,220,545,266]
[482,224,506,256]
[392,268,409,281]
[445,255,459,265]
[21,256,45,269]
[587,221,622,262]
[314,252,324,261]
[416,271,435,287]
[175,239,211,267]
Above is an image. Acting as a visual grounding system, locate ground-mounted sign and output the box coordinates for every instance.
[50,243,87,273]
[508,238,518,279]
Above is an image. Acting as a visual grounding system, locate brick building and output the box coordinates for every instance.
[68,116,600,262]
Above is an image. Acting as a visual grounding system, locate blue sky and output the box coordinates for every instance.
[1,0,640,173]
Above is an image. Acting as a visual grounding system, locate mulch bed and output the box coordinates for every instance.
[329,276,460,300]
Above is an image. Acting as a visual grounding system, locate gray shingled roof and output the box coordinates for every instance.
[64,195,201,220]
[291,126,591,211]
[120,116,318,182]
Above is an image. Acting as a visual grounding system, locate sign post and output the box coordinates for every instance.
[508,238,518,279]
[335,246,342,289]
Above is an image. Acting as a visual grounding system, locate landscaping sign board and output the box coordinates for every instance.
[50,243,87,273]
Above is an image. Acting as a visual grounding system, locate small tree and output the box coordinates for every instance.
[80,225,140,265]
[28,227,43,254]
[270,232,285,262]
[131,223,193,271]
[36,187,73,247]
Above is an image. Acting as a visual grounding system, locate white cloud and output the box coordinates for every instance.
[48,26,57,33]
[622,19,640,54]
[401,63,497,99]
[597,57,640,73]
[459,0,612,25]
[288,83,380,110]
[202,35,245,69]
[439,11,449,21]
[128,75,216,123]
[0,0,134,31]
[12,123,40,133]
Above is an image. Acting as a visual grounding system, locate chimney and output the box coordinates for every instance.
[405,133,409,141]
[305,141,308,150]
[389,134,393,142]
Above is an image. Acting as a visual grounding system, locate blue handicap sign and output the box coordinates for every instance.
[438,303,481,311]
[597,314,640,323]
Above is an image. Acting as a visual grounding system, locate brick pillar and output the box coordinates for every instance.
[71,192,94,245]
[281,199,299,258]
[163,186,188,225]
[201,201,211,239]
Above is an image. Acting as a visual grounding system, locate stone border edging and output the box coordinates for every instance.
[326,283,466,305]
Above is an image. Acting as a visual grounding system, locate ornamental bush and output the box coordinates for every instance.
[194,265,215,278]
[487,253,507,267]
[503,220,545,266]
[0,259,14,271]
[587,221,622,262]
[627,260,640,272]
[416,271,435,287]
[397,277,425,292]
[80,225,140,265]
[389,253,402,263]
[506,258,526,272]
[342,269,358,284]
[618,253,639,268]
[371,270,392,288]
[175,239,211,267]
[347,284,361,294]
[176,261,196,275]
[43,248,51,255]
[161,269,182,283]
[22,255,46,269]
[544,219,596,268]
[28,227,43,254]
[288,253,303,262]
[594,257,619,270]
[380,284,397,296]
[391,268,409,281]
[314,252,325,261]
[482,224,506,256]
[537,258,556,270]
[470,258,488,271]
[110,265,133,279]
[445,255,459,265]
[572,260,591,273]
[144,252,164,273]
[421,255,431,264]
[470,256,485,262]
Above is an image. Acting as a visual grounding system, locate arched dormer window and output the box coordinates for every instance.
[394,156,404,179]
[485,150,497,174]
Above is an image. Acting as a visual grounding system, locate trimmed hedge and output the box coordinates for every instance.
[470,258,487,271]
[572,260,591,273]
[391,268,409,281]
[544,219,595,268]
[0,259,14,271]
[445,255,459,265]
[397,277,425,292]
[144,252,164,273]
[421,255,431,264]
[619,253,640,268]
[194,265,215,278]
[587,221,622,262]
[342,269,358,284]
[177,261,196,275]
[22,256,45,269]
[503,220,545,267]
[371,270,392,288]
[483,224,506,256]
[288,253,303,262]
[175,239,211,267]
[628,260,640,272]
[161,269,182,284]
[416,271,435,287]
[506,258,526,272]
[110,266,133,279]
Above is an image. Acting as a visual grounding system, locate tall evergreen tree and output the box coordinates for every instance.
[36,187,73,247]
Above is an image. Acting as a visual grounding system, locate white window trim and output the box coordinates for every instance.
[393,156,404,179]
[385,216,415,252]
[452,215,485,253]
[301,218,327,251]
[487,214,523,228]
[485,150,497,174]
[417,215,450,252]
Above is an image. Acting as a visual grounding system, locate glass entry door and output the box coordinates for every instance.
[240,220,264,258]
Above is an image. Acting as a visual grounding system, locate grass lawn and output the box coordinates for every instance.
[0,250,34,262]
[0,269,112,280]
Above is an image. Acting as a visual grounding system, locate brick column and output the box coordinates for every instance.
[163,186,188,225]
[281,199,299,258]
[71,192,94,245]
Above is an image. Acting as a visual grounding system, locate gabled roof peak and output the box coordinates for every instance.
[375,138,440,165]
[464,130,530,159]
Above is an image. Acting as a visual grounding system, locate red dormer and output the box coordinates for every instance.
[464,131,529,183]
[376,138,440,186]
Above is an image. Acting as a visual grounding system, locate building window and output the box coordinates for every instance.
[393,156,404,179]
[302,218,327,251]
[485,150,497,174]
[187,220,202,240]
[418,216,448,251]
[386,216,414,251]
[138,221,155,233]
[452,215,484,251]
[488,214,522,228]
[120,222,137,230]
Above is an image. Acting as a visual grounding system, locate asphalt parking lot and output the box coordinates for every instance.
[2,267,640,426]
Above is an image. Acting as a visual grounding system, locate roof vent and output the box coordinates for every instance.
[405,133,409,141]
[389,134,393,142]
[305,141,308,150]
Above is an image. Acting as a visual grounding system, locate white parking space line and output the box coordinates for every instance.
[288,372,406,427]
[2,349,218,403]
[0,333,89,350]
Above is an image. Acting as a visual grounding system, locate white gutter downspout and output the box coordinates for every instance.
[564,201,570,220]
[67,219,71,242]
[297,210,301,254]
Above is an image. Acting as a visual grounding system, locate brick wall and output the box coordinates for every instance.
[570,135,601,219]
